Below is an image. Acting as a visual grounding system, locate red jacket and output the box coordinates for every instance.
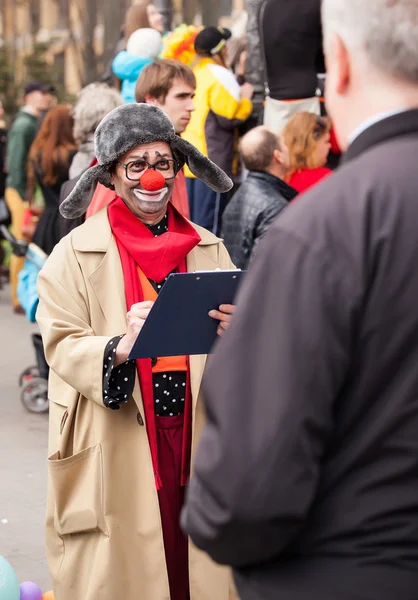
[289,167,332,193]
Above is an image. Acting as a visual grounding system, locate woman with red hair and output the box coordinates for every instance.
[28,105,76,254]
[283,112,333,193]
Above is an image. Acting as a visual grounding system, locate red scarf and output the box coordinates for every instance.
[108,197,201,489]
[108,196,200,281]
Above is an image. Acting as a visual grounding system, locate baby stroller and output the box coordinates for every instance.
[0,225,49,413]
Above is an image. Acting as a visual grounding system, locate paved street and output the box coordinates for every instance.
[0,284,51,592]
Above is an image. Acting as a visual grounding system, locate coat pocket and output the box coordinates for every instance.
[48,443,109,537]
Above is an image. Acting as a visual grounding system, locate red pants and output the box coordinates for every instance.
[156,414,190,600]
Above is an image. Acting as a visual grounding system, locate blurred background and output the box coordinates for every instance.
[0,0,245,116]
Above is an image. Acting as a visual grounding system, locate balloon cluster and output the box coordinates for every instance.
[0,555,54,600]
[160,24,203,66]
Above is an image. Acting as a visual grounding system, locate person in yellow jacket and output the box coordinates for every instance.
[183,27,253,234]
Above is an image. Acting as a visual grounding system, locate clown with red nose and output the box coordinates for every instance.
[140,168,167,192]
[60,103,232,219]
[52,103,235,600]
[130,161,174,215]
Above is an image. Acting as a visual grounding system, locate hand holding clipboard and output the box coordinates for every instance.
[128,270,245,359]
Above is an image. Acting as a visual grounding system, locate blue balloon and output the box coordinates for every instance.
[0,555,20,600]
[20,581,43,600]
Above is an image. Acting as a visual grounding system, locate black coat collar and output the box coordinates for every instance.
[343,109,418,164]
[249,171,298,202]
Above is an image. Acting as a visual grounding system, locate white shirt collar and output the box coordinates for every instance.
[22,106,38,117]
[348,109,408,145]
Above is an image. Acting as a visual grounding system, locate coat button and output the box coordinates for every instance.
[137,412,144,426]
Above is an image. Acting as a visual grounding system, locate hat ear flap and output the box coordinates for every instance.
[172,149,186,173]
[60,164,109,219]
[171,137,233,193]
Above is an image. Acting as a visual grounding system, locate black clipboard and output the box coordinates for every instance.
[129,270,245,359]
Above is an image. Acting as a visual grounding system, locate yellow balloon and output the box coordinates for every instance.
[42,592,55,600]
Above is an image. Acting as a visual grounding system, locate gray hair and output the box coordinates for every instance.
[322,0,418,83]
[72,83,123,143]
[240,126,281,172]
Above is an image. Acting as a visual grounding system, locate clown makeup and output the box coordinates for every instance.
[112,142,176,225]
[133,186,168,204]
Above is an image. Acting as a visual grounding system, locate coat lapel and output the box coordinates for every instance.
[88,242,127,334]
[87,225,146,415]
[72,208,127,334]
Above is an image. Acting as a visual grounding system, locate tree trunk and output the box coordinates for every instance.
[103,0,123,74]
[56,0,69,30]
[0,0,7,41]
[28,0,41,38]
[182,0,198,24]
[10,0,17,68]
[65,0,86,87]
[82,0,99,85]
[182,0,198,25]
[200,0,220,26]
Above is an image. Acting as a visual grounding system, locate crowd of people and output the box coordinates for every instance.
[0,0,339,314]
[4,0,418,599]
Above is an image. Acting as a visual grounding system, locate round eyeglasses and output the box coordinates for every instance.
[117,158,178,181]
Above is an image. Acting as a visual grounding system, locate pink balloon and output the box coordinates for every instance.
[20,581,43,600]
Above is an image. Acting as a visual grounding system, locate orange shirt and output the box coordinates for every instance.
[137,266,187,374]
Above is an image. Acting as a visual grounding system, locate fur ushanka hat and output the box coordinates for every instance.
[60,103,233,219]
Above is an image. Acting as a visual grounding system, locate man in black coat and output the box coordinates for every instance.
[222,126,297,270]
[183,1,418,599]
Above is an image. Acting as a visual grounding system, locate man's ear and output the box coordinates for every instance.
[144,94,158,105]
[331,33,351,95]
[274,147,288,167]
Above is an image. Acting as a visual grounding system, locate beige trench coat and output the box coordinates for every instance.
[36,208,238,600]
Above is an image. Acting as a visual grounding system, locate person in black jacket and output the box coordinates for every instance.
[28,106,76,255]
[222,126,297,269]
[183,1,418,599]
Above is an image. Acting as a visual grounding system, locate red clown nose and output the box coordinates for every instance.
[140,169,166,191]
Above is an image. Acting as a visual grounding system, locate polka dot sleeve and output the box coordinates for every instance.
[102,335,136,410]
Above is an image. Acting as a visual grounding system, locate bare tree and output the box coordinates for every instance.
[200,0,220,25]
[81,0,99,85]
[28,0,41,38]
[56,0,69,30]
[10,0,18,67]
[0,0,8,42]
[182,0,199,25]
[102,1,123,74]
[62,0,86,87]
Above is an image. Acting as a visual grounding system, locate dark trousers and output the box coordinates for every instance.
[157,414,189,600]
[186,178,229,235]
